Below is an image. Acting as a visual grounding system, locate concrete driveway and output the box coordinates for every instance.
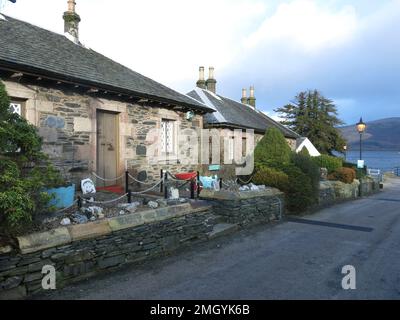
[38,178,400,300]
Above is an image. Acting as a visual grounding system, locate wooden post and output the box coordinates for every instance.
[125,171,129,194]
[77,196,82,209]
[190,179,195,200]
[196,171,201,198]
[160,169,164,193]
[164,172,168,199]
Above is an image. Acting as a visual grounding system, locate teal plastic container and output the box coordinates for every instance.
[46,184,76,209]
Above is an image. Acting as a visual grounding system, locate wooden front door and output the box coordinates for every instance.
[97,111,119,187]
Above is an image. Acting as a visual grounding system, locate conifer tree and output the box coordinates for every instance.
[275,90,346,155]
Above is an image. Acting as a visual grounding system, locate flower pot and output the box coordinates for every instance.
[46,184,76,209]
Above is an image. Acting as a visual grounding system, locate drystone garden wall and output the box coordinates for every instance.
[0,203,214,299]
[200,188,284,227]
[318,178,380,207]
[0,189,285,300]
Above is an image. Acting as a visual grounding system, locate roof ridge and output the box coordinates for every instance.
[1,13,66,39]
[0,14,213,112]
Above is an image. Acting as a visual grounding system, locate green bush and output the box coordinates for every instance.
[254,127,291,170]
[283,165,315,213]
[252,166,289,192]
[312,154,343,173]
[291,152,320,202]
[328,167,357,184]
[0,80,64,235]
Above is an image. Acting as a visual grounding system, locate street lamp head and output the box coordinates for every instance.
[343,145,347,151]
[356,117,367,134]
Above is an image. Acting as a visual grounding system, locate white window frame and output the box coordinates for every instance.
[10,102,23,117]
[161,119,177,156]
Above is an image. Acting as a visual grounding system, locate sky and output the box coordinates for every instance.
[1,0,399,125]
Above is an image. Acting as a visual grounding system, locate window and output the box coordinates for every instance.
[228,137,234,161]
[10,102,22,116]
[161,119,175,154]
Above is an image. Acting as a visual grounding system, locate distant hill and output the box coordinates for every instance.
[339,117,400,151]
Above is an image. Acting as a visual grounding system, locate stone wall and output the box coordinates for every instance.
[200,189,284,227]
[3,79,203,187]
[318,177,380,207]
[359,177,381,197]
[0,188,286,299]
[0,203,214,299]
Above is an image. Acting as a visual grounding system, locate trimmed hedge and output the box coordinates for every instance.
[292,151,320,199]
[312,154,343,173]
[252,166,289,192]
[283,165,315,213]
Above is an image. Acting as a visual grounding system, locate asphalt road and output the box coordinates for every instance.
[38,178,400,300]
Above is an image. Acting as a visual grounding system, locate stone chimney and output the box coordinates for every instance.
[241,88,248,104]
[248,86,256,108]
[63,0,81,44]
[206,67,217,94]
[196,66,206,89]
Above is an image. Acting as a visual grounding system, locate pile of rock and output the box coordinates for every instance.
[60,206,105,226]
[238,183,267,192]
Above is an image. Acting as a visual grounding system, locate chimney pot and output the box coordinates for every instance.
[248,86,256,108]
[249,86,255,98]
[68,0,76,12]
[205,67,217,94]
[199,66,205,81]
[208,67,215,80]
[196,66,206,89]
[241,88,248,104]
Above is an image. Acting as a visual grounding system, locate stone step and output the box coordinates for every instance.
[207,214,225,225]
[207,223,239,240]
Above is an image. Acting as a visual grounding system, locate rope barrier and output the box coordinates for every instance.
[130,179,163,195]
[89,193,129,205]
[91,172,125,182]
[128,173,155,185]
[175,180,191,190]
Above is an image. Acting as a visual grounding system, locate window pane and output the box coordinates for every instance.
[10,103,22,116]
[161,121,167,153]
[161,120,175,154]
[166,121,174,153]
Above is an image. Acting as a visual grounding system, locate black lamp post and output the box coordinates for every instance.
[343,145,347,161]
[356,117,367,161]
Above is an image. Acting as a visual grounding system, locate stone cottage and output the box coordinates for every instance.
[0,2,214,187]
[187,67,301,176]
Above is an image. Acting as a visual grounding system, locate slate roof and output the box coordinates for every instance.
[0,15,213,113]
[187,88,300,139]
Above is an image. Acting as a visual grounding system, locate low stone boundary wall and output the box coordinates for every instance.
[319,178,380,207]
[0,203,214,299]
[200,188,284,227]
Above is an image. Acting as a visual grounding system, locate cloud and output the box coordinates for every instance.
[3,0,400,124]
[244,0,357,53]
